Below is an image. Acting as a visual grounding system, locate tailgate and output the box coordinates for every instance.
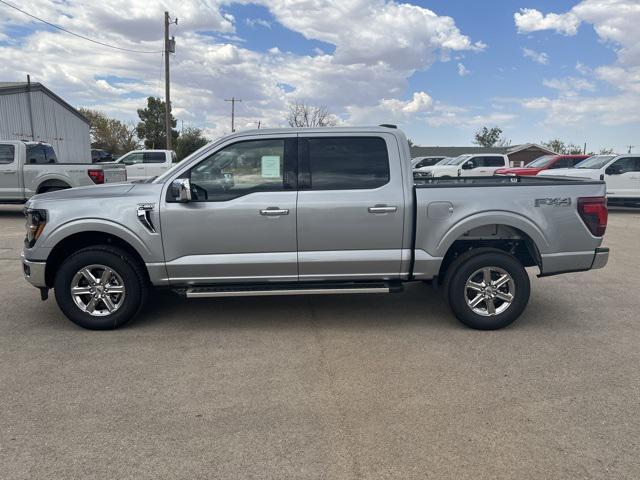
[100,165,128,183]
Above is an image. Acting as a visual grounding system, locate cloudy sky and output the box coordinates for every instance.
[0,0,638,150]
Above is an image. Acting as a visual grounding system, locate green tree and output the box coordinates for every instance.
[599,148,615,155]
[473,126,504,147]
[78,108,139,155]
[542,138,566,154]
[542,139,584,155]
[175,127,209,160]
[136,97,178,149]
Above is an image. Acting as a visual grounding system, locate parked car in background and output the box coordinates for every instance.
[91,149,113,163]
[538,154,640,206]
[412,156,447,169]
[114,149,177,181]
[495,154,589,176]
[22,126,609,331]
[0,140,127,203]
[417,153,508,177]
[413,156,449,177]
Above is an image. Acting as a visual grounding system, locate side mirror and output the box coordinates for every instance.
[462,161,475,170]
[171,178,192,202]
[605,165,621,175]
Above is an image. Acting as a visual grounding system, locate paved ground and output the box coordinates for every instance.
[0,204,639,479]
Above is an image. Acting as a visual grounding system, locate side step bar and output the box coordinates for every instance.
[185,282,401,298]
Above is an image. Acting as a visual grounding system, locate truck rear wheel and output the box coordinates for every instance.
[446,249,530,330]
[53,246,147,330]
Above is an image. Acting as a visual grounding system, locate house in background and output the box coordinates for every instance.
[0,80,90,163]
[410,144,557,167]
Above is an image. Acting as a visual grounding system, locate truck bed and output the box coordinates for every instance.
[414,175,603,188]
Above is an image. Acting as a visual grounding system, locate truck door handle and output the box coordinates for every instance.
[368,205,398,214]
[1,171,16,174]
[260,207,289,216]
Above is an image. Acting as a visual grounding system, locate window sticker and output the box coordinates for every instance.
[261,156,281,178]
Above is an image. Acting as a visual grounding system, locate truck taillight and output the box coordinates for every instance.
[88,169,104,184]
[578,197,607,237]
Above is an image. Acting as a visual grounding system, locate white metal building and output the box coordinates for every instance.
[0,81,91,163]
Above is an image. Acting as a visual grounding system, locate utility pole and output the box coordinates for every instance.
[164,11,177,150]
[225,97,242,132]
[256,120,261,129]
[627,145,635,154]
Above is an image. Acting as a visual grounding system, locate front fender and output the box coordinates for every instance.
[41,218,156,262]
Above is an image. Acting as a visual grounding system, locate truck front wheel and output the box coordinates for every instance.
[53,246,147,330]
[446,249,530,330]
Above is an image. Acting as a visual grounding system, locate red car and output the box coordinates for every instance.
[495,154,589,176]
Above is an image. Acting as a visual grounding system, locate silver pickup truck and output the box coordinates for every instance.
[21,126,609,330]
[0,140,127,203]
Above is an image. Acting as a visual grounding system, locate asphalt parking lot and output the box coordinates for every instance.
[1,205,639,479]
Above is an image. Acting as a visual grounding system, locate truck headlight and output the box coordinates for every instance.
[24,208,47,248]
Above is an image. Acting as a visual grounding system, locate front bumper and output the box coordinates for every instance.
[22,254,47,288]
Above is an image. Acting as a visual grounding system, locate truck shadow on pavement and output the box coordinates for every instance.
[129,282,536,332]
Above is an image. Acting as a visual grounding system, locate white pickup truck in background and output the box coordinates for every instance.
[538,154,640,207]
[416,154,509,178]
[0,140,127,204]
[114,149,177,181]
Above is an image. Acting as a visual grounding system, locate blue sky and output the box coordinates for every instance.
[1,1,638,151]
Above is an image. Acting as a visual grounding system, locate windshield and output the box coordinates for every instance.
[443,154,472,166]
[435,157,451,165]
[575,155,615,170]
[525,155,556,168]
[153,142,214,183]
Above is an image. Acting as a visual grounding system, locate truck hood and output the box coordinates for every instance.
[538,168,599,179]
[28,183,135,205]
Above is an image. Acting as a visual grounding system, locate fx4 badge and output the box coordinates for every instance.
[534,198,572,207]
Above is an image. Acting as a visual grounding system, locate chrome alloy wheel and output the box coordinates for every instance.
[464,266,515,317]
[70,264,126,316]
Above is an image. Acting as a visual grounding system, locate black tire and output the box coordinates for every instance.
[446,249,530,330]
[38,184,70,194]
[54,246,148,330]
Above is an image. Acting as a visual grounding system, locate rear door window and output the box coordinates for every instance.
[44,145,57,163]
[144,152,166,163]
[26,145,47,164]
[479,156,505,167]
[305,137,390,190]
[0,145,15,164]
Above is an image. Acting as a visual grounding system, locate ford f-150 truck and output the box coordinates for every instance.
[417,153,509,178]
[113,149,177,182]
[1,140,127,203]
[21,126,609,331]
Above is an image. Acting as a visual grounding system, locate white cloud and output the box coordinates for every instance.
[246,0,485,70]
[516,1,640,128]
[514,8,580,35]
[457,63,470,76]
[522,47,549,65]
[0,0,487,139]
[542,77,595,96]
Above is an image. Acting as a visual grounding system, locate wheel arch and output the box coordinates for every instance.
[43,228,151,288]
[436,213,547,279]
[36,179,71,194]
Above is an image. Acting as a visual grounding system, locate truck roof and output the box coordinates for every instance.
[222,125,405,138]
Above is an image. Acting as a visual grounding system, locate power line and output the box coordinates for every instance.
[0,0,162,54]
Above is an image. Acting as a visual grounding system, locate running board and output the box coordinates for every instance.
[185,282,400,298]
